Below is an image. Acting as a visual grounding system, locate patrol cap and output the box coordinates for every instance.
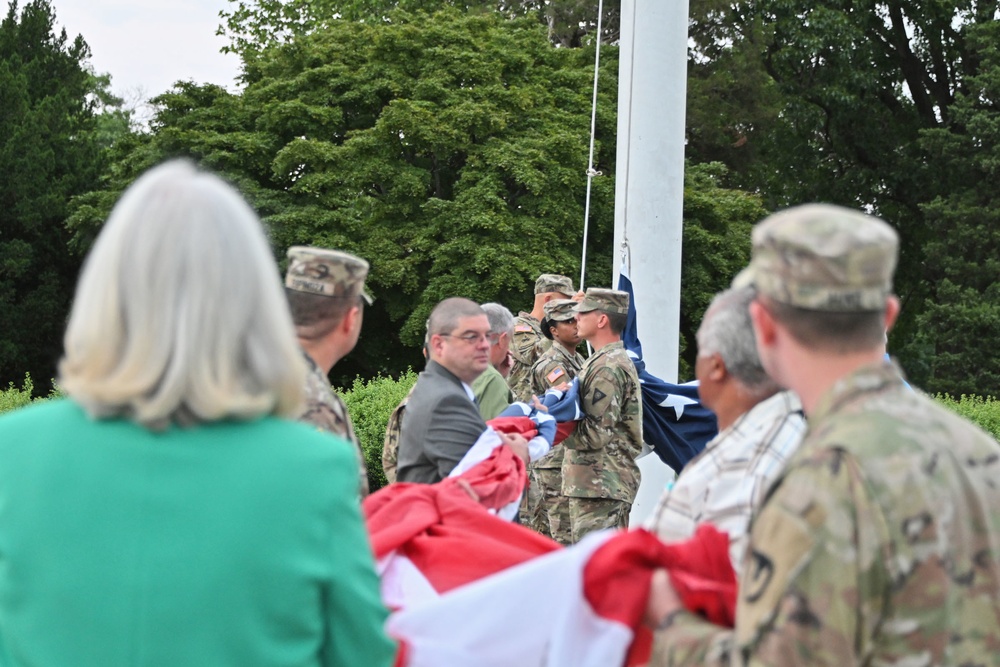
[285,246,373,304]
[535,273,575,296]
[733,203,898,312]
[574,288,629,315]
[543,299,578,322]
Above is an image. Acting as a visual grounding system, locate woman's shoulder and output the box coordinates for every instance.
[0,398,83,430]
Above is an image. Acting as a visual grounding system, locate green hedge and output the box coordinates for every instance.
[8,373,1000,492]
[0,375,37,414]
[936,394,1000,441]
[340,370,418,493]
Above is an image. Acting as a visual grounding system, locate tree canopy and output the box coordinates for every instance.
[0,0,119,390]
[69,10,620,384]
[66,8,758,387]
[685,0,1000,395]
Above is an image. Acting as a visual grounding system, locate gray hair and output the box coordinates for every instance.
[480,302,515,337]
[59,160,306,429]
[696,287,776,396]
[427,297,484,336]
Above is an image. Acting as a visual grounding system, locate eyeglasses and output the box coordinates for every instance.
[438,332,502,345]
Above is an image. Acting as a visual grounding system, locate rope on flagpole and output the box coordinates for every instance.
[578,0,605,294]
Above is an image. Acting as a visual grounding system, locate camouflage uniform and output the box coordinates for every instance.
[526,342,585,543]
[286,246,373,498]
[524,298,585,544]
[381,384,416,485]
[653,204,1000,665]
[507,273,574,402]
[507,313,549,402]
[299,351,369,497]
[652,361,1000,666]
[561,288,642,543]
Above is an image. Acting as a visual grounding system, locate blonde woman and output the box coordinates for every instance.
[0,161,395,667]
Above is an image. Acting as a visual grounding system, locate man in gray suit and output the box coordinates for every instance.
[397,297,528,484]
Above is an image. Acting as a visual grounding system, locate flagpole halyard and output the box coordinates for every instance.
[579,0,605,295]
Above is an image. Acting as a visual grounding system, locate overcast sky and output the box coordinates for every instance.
[50,0,242,102]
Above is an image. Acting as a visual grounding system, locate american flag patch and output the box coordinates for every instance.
[546,367,565,383]
[515,324,533,333]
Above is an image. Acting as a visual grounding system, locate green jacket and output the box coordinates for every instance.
[472,363,514,421]
[0,400,395,667]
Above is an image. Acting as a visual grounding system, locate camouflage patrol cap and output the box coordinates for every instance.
[574,288,629,315]
[285,246,373,304]
[535,274,575,296]
[543,299,578,322]
[733,204,899,312]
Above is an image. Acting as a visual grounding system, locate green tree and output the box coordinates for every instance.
[0,0,118,392]
[909,20,1000,396]
[71,8,761,390]
[677,161,765,378]
[71,10,620,386]
[218,0,619,59]
[685,0,1000,393]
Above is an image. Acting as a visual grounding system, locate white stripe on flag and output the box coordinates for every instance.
[387,530,636,667]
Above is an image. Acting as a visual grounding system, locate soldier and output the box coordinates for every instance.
[561,288,643,543]
[382,337,428,484]
[507,273,575,402]
[647,204,1000,666]
[285,246,371,496]
[525,298,586,544]
[381,384,412,485]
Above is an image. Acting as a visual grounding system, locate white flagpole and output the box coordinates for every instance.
[613,0,689,527]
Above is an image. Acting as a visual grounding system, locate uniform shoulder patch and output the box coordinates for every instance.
[591,388,607,405]
[515,324,534,333]
[546,367,566,383]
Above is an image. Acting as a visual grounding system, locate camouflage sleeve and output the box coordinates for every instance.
[510,328,539,365]
[650,448,890,666]
[564,366,626,452]
[302,394,369,498]
[530,357,568,397]
[300,402,343,434]
[382,403,404,485]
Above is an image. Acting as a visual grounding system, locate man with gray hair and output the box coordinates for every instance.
[646,286,806,571]
[472,303,516,420]
[397,297,528,484]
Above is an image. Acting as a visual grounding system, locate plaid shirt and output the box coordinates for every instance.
[646,390,806,573]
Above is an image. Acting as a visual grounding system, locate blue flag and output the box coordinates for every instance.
[617,268,717,473]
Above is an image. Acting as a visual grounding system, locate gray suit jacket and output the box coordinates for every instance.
[396,360,487,484]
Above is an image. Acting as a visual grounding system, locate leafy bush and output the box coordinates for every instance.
[936,394,1000,441]
[341,370,418,493]
[0,375,37,415]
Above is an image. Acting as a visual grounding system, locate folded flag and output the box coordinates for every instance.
[385,524,737,667]
[363,477,560,611]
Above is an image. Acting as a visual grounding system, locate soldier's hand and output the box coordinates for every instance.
[571,290,586,302]
[499,432,530,464]
[644,569,684,628]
